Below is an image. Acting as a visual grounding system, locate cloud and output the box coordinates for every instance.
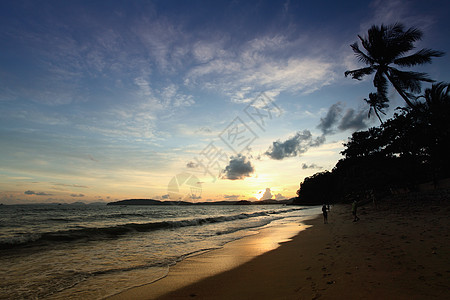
[222,154,255,180]
[261,188,273,200]
[153,194,170,200]
[366,0,435,33]
[317,102,369,135]
[53,183,89,188]
[265,130,325,160]
[338,108,368,131]
[302,163,323,170]
[70,193,85,197]
[133,78,195,110]
[275,193,287,200]
[317,102,343,135]
[185,34,337,103]
[223,194,240,201]
[24,190,53,196]
[186,161,198,168]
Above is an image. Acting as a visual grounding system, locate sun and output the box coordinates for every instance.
[254,189,265,201]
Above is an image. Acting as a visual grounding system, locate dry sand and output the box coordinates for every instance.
[110,194,450,300]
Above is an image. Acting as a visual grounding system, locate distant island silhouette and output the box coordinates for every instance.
[107,198,295,206]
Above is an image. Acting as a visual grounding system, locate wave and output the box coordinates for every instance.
[0,208,303,250]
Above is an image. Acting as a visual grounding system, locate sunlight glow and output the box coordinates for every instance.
[254,189,265,200]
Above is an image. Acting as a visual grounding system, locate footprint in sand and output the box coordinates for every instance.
[312,293,322,300]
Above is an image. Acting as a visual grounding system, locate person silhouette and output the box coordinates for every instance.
[322,204,328,224]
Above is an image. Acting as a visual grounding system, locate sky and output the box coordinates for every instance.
[1,0,449,204]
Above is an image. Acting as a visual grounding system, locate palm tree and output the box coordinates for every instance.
[418,82,450,109]
[364,92,388,124]
[345,23,444,108]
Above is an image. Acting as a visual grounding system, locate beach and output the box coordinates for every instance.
[110,193,450,299]
[0,205,319,299]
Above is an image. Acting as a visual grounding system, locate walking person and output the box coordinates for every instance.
[322,204,328,224]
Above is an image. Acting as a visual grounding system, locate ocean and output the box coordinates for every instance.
[0,204,320,299]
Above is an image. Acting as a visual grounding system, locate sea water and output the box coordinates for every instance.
[0,204,320,299]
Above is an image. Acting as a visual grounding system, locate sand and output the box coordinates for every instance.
[109,194,450,300]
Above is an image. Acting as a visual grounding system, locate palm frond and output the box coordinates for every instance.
[364,27,388,62]
[389,68,434,93]
[344,67,375,80]
[422,82,450,107]
[358,34,372,53]
[386,23,405,35]
[394,49,445,67]
[350,42,375,65]
[398,26,423,44]
[383,24,421,60]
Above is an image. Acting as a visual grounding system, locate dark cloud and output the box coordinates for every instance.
[338,108,368,131]
[310,135,326,147]
[186,161,198,168]
[53,183,89,188]
[224,194,240,200]
[317,102,343,135]
[318,102,369,135]
[222,154,254,180]
[302,163,322,170]
[70,193,85,197]
[24,190,53,196]
[265,130,325,160]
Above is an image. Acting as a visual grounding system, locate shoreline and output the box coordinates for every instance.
[110,198,449,299]
[107,214,318,300]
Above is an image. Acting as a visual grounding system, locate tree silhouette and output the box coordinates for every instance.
[415,82,450,180]
[295,83,450,205]
[345,23,444,108]
[365,92,388,124]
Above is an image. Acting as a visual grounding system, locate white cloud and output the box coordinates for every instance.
[261,188,272,200]
[185,35,337,103]
[364,0,435,33]
[275,193,287,200]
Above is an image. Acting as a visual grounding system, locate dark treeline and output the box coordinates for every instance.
[294,23,448,205]
[295,82,450,205]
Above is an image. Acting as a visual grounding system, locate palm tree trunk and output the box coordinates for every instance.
[374,109,384,124]
[384,71,416,108]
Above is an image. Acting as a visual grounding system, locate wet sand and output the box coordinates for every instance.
[110,195,450,299]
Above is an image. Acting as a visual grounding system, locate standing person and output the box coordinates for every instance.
[352,200,360,222]
[322,204,328,224]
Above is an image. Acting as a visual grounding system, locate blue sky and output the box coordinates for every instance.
[1,0,449,204]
